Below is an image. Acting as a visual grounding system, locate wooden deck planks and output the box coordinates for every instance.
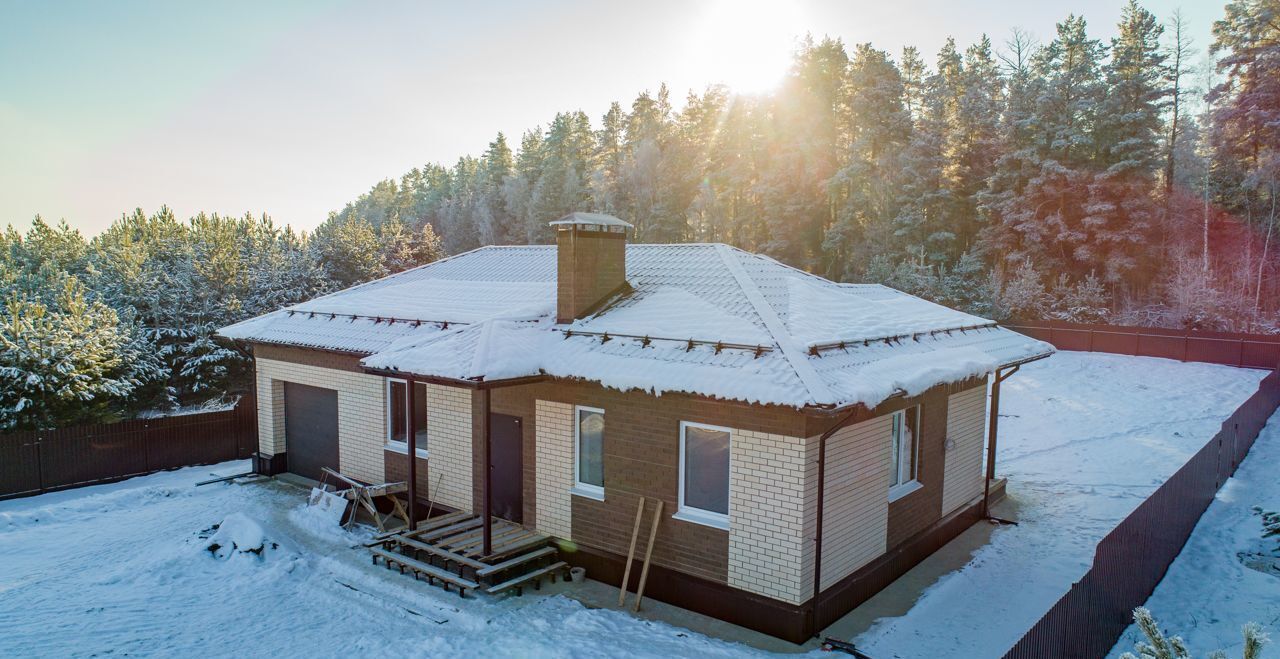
[374,515,559,598]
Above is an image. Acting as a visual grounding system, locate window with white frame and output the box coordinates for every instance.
[889,405,920,499]
[386,379,428,454]
[675,421,731,529]
[573,406,605,499]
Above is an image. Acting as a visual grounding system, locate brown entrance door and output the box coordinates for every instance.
[489,413,523,524]
[283,382,339,482]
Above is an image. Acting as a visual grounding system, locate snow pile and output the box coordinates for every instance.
[204,513,273,560]
[288,499,376,546]
[1107,409,1280,657]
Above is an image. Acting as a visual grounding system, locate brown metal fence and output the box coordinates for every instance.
[1004,368,1280,658]
[1006,321,1280,370]
[0,394,258,500]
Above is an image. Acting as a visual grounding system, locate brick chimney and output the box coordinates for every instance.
[551,212,632,323]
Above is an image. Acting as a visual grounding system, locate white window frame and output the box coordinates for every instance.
[571,405,606,500]
[888,406,922,502]
[385,378,428,459]
[673,420,732,530]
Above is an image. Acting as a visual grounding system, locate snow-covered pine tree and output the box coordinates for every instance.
[1088,0,1169,288]
[1120,607,1268,659]
[823,43,912,281]
[0,277,165,430]
[311,216,388,289]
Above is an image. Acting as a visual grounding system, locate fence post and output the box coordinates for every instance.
[1088,328,1095,352]
[35,437,45,495]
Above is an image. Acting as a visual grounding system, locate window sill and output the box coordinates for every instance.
[888,480,923,503]
[570,484,605,501]
[384,443,429,460]
[672,507,729,531]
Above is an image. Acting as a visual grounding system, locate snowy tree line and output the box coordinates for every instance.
[0,210,443,430]
[329,0,1279,331]
[4,0,1277,431]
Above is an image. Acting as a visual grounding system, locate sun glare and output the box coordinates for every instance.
[691,0,804,94]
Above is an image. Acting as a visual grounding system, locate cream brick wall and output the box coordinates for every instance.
[942,386,988,515]
[534,400,574,540]
[424,384,474,512]
[257,374,285,455]
[728,429,816,605]
[254,357,385,484]
[819,415,892,591]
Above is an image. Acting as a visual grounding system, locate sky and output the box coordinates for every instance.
[1,0,1222,236]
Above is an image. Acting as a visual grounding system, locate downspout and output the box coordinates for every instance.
[406,377,418,531]
[809,404,864,634]
[479,388,493,556]
[982,366,1019,521]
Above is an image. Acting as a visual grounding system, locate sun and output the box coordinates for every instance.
[691,0,805,94]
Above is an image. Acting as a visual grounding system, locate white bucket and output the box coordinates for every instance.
[569,567,586,583]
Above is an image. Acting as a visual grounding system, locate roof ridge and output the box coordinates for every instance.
[713,244,834,404]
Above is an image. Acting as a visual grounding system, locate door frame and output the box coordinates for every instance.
[488,412,524,524]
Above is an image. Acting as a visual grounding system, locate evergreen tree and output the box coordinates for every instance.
[0,278,165,430]
[1088,0,1168,287]
[311,216,387,290]
[824,44,912,280]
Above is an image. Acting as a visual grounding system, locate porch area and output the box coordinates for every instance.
[369,512,568,598]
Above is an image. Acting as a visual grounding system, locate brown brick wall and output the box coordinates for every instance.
[556,229,627,322]
[383,449,430,504]
[886,387,948,548]
[867,377,986,549]
[252,343,367,373]
[488,380,809,585]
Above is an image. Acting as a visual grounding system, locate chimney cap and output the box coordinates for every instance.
[549,212,633,232]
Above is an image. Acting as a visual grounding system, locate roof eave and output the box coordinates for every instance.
[804,348,1055,417]
[359,365,550,390]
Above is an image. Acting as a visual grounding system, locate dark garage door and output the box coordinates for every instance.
[284,382,339,482]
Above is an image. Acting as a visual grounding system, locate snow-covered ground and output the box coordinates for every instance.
[0,352,1267,658]
[851,352,1268,658]
[1107,409,1280,658]
[0,463,767,659]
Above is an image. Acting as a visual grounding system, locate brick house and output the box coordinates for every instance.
[219,213,1052,642]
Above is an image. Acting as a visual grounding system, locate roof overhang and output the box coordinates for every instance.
[803,348,1054,417]
[359,365,550,390]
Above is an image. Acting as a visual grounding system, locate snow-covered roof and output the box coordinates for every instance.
[219,243,1053,410]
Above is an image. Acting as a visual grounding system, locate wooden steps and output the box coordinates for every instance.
[475,546,556,578]
[485,561,570,596]
[371,514,564,599]
[389,535,487,572]
[370,547,480,596]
